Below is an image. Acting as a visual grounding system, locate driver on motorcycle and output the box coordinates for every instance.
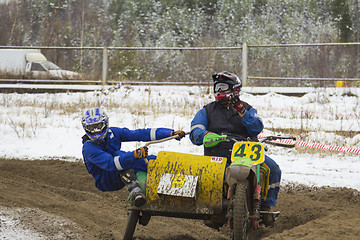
[190,71,281,227]
[81,107,186,207]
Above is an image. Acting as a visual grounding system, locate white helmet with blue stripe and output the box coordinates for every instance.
[82,107,109,142]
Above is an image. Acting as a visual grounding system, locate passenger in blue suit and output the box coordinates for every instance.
[190,71,281,227]
[81,107,185,207]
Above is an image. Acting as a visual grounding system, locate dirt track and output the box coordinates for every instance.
[1,158,359,240]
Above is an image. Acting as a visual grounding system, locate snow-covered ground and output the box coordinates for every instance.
[0,85,359,239]
[1,85,359,190]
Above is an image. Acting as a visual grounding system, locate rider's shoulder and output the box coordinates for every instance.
[203,101,218,109]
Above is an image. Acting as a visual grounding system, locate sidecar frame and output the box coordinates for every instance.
[123,151,228,240]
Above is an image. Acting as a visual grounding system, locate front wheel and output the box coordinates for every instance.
[232,181,251,240]
[123,210,140,240]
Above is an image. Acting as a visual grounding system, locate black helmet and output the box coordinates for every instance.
[212,71,242,103]
[212,71,242,91]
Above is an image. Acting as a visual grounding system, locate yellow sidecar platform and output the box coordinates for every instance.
[143,151,227,215]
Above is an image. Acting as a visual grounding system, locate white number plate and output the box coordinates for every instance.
[157,173,198,198]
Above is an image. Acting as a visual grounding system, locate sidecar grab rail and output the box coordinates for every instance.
[143,132,189,164]
[144,132,189,147]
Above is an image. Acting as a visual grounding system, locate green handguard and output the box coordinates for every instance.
[203,132,227,148]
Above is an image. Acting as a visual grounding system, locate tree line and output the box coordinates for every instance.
[0,0,359,85]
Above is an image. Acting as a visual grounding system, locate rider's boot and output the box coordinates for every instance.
[120,169,146,207]
[260,205,275,227]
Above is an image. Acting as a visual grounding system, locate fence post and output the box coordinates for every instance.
[102,48,108,85]
[242,42,248,86]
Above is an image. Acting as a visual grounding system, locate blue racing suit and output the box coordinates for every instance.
[190,101,281,206]
[82,127,173,192]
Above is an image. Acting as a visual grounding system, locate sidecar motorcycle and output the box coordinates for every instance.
[123,135,295,240]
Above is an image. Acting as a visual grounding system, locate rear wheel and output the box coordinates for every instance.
[232,181,251,240]
[123,210,140,240]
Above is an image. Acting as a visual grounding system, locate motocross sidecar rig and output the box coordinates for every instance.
[123,151,228,240]
[122,135,295,240]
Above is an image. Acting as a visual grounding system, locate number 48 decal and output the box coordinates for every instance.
[231,142,265,164]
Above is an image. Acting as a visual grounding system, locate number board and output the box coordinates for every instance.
[231,142,265,165]
[157,173,198,198]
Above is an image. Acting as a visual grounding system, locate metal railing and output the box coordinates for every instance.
[1,42,360,87]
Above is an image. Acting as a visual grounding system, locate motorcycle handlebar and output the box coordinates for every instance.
[143,133,296,165]
[259,136,297,148]
[259,136,297,141]
[209,134,297,148]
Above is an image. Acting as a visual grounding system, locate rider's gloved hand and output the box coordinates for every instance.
[203,132,227,148]
[134,147,148,159]
[171,130,186,140]
[230,96,246,114]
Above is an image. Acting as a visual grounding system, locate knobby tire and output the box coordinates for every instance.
[233,181,251,240]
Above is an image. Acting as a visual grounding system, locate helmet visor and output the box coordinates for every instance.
[214,82,231,92]
[85,122,106,135]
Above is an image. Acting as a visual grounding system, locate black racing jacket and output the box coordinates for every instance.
[204,101,257,163]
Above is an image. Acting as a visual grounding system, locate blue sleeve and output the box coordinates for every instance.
[113,150,138,170]
[110,127,173,171]
[241,107,264,136]
[83,142,121,172]
[114,127,173,142]
[190,108,208,145]
[82,141,148,192]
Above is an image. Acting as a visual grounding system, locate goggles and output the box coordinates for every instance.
[85,122,106,134]
[214,82,232,92]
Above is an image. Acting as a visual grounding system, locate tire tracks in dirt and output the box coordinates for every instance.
[1,158,359,239]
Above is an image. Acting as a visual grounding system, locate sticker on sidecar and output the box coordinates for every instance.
[157,173,198,198]
[211,157,223,163]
